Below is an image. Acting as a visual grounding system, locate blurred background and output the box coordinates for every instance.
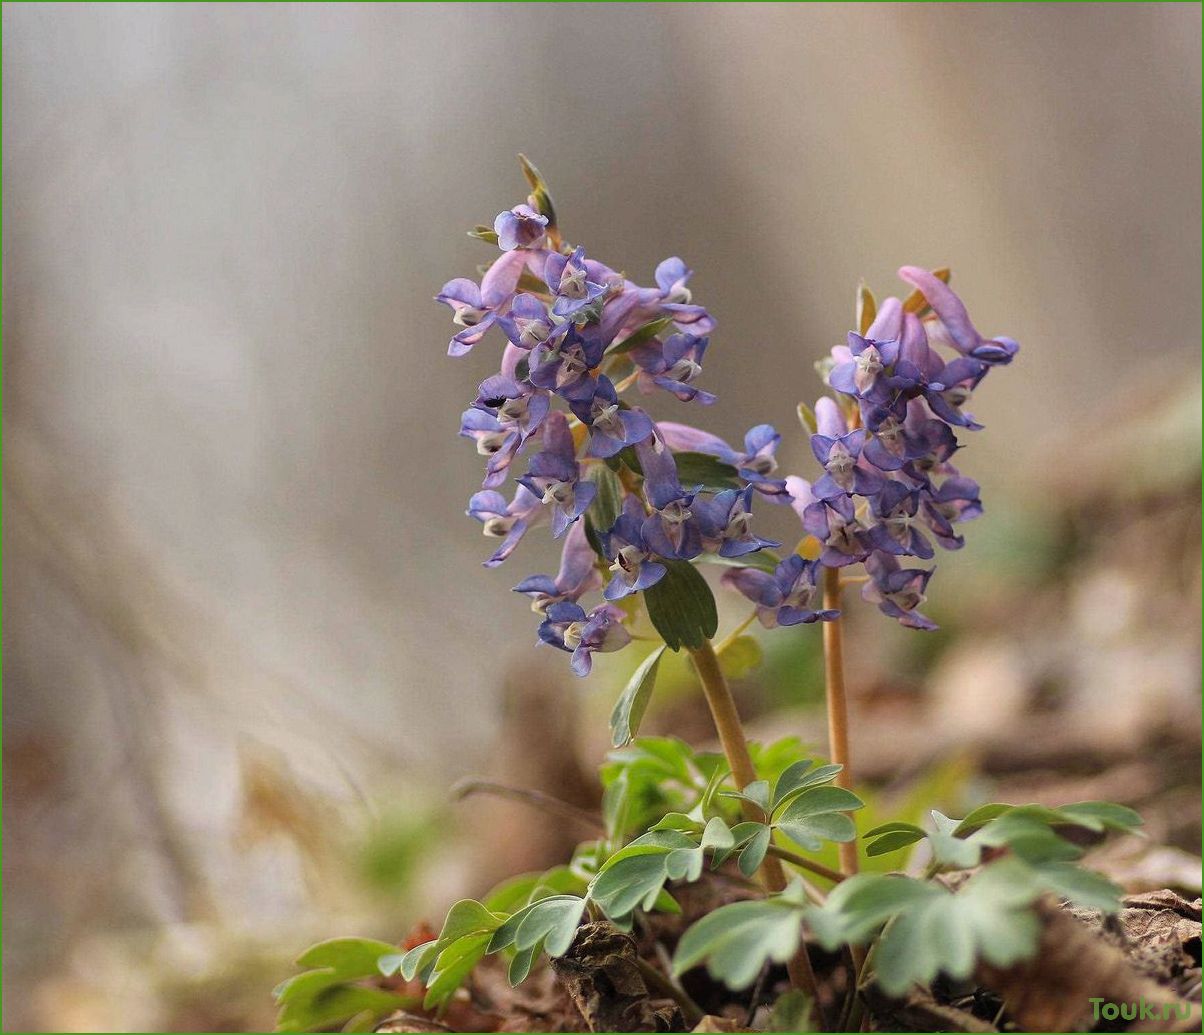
[3,3,1200,1031]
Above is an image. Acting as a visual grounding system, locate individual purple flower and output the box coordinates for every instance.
[924,356,988,430]
[861,405,931,472]
[518,412,596,538]
[600,495,668,600]
[461,364,551,487]
[866,481,935,559]
[513,521,602,612]
[811,427,884,499]
[467,483,543,567]
[460,408,521,489]
[897,399,959,479]
[435,251,531,356]
[568,376,655,458]
[528,325,604,400]
[651,257,716,333]
[635,435,703,560]
[898,266,1019,366]
[474,370,551,440]
[721,555,839,629]
[862,552,937,630]
[631,332,716,405]
[545,246,607,319]
[538,601,631,676]
[694,486,779,558]
[494,204,548,251]
[919,477,982,550]
[829,332,901,398]
[495,293,566,351]
[788,477,870,568]
[658,421,789,502]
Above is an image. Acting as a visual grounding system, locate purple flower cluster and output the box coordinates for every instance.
[442,164,1015,668]
[724,267,1016,631]
[439,177,788,674]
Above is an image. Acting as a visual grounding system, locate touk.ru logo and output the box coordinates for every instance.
[1089,997,1191,1023]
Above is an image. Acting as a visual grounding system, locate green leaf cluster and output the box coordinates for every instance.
[673,798,1137,995]
[274,938,412,1032]
[863,799,1142,865]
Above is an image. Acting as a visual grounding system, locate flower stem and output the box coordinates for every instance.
[821,565,859,877]
[688,638,825,1023]
[766,844,845,885]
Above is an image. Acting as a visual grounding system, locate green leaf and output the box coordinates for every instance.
[278,938,415,1032]
[700,816,736,852]
[716,634,763,680]
[666,846,705,883]
[514,895,587,956]
[1055,800,1143,834]
[584,464,624,557]
[294,938,400,976]
[432,899,506,945]
[804,873,936,949]
[771,761,845,812]
[652,812,702,833]
[376,952,407,977]
[951,802,1014,836]
[507,943,540,986]
[1030,861,1122,912]
[467,224,499,245]
[723,779,771,814]
[276,985,409,1033]
[396,941,438,982]
[796,402,818,435]
[873,860,1041,996]
[775,786,863,852]
[643,559,718,650]
[738,825,772,877]
[971,811,1083,864]
[610,646,666,747]
[606,316,674,356]
[862,820,928,858]
[671,451,742,491]
[673,899,804,989]
[423,932,492,1009]
[865,829,927,857]
[928,810,985,869]
[711,821,766,868]
[590,850,672,917]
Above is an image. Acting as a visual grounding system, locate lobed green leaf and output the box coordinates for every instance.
[609,646,666,747]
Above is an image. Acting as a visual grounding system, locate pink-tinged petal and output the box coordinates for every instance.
[784,475,815,522]
[435,277,483,310]
[866,296,903,341]
[900,311,944,379]
[540,410,575,460]
[897,266,980,355]
[499,342,527,379]
[480,250,530,308]
[557,521,603,596]
[656,421,733,458]
[814,396,847,438]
